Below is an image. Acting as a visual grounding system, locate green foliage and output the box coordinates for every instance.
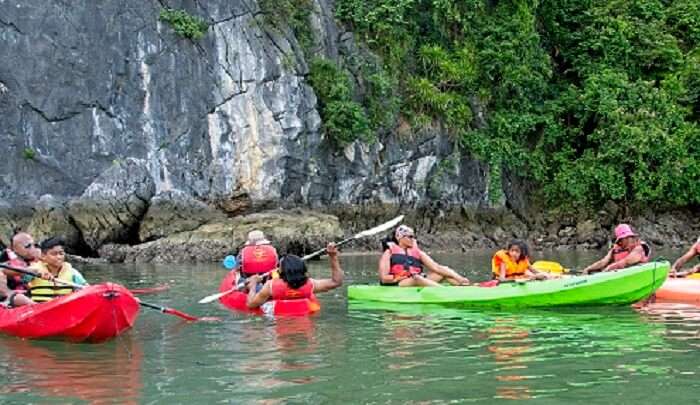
[21,148,36,161]
[309,58,373,145]
[334,0,700,209]
[258,0,315,55]
[159,8,208,40]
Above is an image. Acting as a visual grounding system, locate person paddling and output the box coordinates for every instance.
[28,237,88,302]
[670,237,700,277]
[234,230,280,292]
[492,240,551,282]
[582,224,651,274]
[246,243,343,309]
[378,225,470,287]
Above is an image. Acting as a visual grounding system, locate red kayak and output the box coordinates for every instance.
[655,277,700,303]
[218,272,321,316]
[0,283,140,343]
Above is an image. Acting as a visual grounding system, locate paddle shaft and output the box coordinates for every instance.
[0,263,201,322]
[301,236,354,261]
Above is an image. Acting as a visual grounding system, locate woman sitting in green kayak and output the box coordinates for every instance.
[378,225,470,287]
[582,224,650,274]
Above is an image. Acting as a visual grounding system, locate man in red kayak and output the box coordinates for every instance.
[245,243,343,309]
[582,224,651,274]
[28,237,88,302]
[234,230,280,292]
[0,231,40,307]
[671,237,700,277]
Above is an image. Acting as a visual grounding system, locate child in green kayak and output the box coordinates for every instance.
[378,225,470,287]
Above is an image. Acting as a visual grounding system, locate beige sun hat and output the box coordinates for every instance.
[246,230,270,245]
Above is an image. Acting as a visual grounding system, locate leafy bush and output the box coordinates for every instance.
[159,8,208,40]
[334,0,700,209]
[22,148,36,160]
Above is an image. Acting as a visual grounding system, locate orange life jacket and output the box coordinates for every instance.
[388,242,424,279]
[491,250,529,279]
[240,244,278,275]
[611,241,650,264]
[270,278,314,300]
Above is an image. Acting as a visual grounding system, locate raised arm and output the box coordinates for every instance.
[313,243,344,293]
[246,276,272,309]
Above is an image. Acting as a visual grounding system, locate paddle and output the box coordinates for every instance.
[0,263,206,322]
[198,214,406,304]
[532,260,582,275]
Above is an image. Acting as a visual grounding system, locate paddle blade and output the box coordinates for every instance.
[198,288,235,304]
[163,308,199,322]
[353,215,404,239]
[532,260,566,274]
[689,273,700,280]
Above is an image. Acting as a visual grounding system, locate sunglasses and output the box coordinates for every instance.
[402,234,416,239]
[23,242,39,249]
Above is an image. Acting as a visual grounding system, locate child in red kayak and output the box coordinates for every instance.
[28,237,88,302]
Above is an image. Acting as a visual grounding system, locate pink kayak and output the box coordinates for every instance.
[655,277,700,303]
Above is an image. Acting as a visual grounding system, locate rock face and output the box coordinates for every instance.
[0,0,491,211]
[26,194,82,249]
[100,209,342,263]
[1,1,698,261]
[67,158,155,250]
[138,189,225,242]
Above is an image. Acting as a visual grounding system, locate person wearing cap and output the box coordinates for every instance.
[582,224,651,274]
[234,230,279,291]
[378,225,471,287]
[670,237,700,277]
[27,237,88,302]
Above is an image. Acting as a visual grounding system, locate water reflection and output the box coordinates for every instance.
[0,336,142,404]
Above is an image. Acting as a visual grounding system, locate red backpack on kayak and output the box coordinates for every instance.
[240,244,278,275]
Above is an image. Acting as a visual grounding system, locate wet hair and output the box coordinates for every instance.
[381,231,398,251]
[279,254,309,289]
[507,239,530,262]
[39,236,65,253]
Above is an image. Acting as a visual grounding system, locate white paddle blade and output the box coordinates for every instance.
[198,289,232,304]
[353,215,404,239]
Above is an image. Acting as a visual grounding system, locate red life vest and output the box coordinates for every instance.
[611,241,651,264]
[240,244,278,275]
[388,243,424,279]
[270,278,314,300]
[3,250,29,290]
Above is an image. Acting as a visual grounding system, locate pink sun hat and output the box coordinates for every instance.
[614,224,637,242]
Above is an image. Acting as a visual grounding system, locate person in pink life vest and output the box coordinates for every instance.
[245,243,343,309]
[670,236,700,277]
[233,230,280,292]
[378,225,470,287]
[582,224,651,274]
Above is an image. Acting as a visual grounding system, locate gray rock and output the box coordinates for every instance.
[0,199,32,247]
[68,158,155,250]
[101,209,342,263]
[27,194,82,249]
[139,189,225,242]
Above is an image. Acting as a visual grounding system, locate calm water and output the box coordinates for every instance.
[1,250,699,404]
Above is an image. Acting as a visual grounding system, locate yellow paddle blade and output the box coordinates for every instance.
[688,273,700,280]
[532,260,566,274]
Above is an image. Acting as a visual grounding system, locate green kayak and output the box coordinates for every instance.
[347,261,669,307]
